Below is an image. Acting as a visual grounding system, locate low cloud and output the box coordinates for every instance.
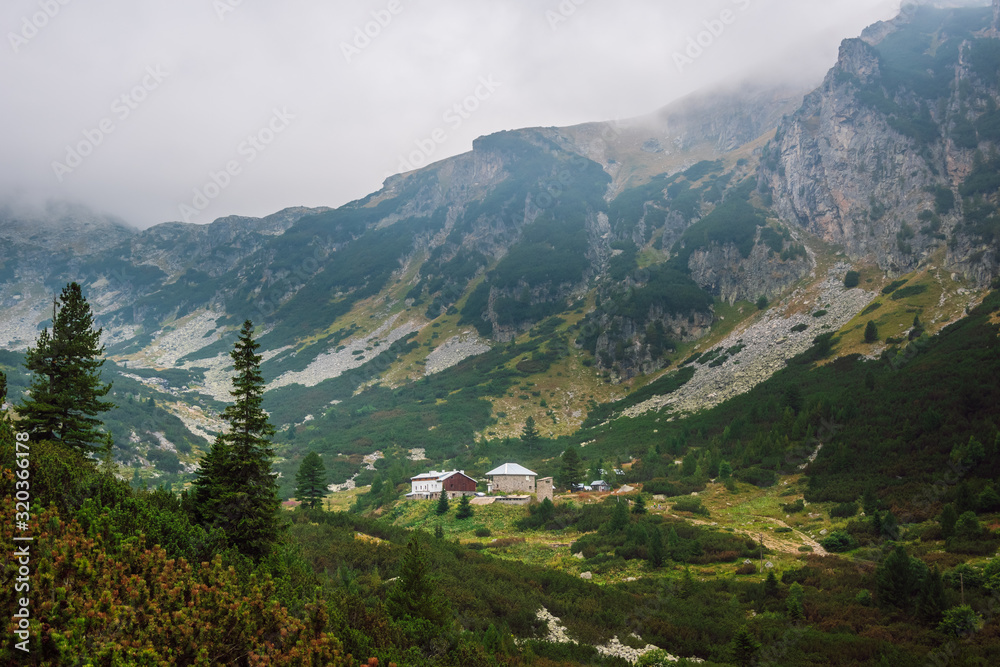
[0,0,905,228]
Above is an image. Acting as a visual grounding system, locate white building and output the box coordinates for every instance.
[406,469,477,500]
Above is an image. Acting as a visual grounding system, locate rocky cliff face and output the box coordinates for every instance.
[761,2,1000,283]
[126,207,323,281]
[687,235,811,305]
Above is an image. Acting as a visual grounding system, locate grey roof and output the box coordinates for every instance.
[411,469,468,481]
[486,462,537,477]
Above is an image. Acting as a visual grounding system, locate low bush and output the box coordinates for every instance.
[820,531,857,553]
[733,467,778,488]
[673,497,709,516]
[829,502,859,519]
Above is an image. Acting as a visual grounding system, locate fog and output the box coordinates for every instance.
[0,0,912,228]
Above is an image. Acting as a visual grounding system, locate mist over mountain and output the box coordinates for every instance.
[5,3,1000,665]
[3,3,1000,464]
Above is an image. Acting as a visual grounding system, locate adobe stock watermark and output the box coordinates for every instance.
[546,0,589,32]
[51,65,169,183]
[392,75,502,174]
[177,107,295,223]
[341,0,404,64]
[214,0,244,21]
[254,233,335,322]
[673,0,752,73]
[8,0,73,53]
[524,118,624,216]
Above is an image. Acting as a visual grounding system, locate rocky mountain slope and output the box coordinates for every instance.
[761,1,1000,283]
[1,2,998,491]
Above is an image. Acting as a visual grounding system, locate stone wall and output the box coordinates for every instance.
[490,474,535,494]
[536,477,554,503]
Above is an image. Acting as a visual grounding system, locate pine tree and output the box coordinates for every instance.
[731,626,760,667]
[191,320,281,560]
[295,451,328,509]
[521,416,539,449]
[763,570,780,598]
[632,493,647,514]
[588,457,605,484]
[19,283,113,454]
[862,487,881,516]
[918,565,945,622]
[864,319,879,343]
[648,525,665,568]
[436,489,450,515]
[787,582,805,621]
[456,494,474,519]
[387,535,451,644]
[559,446,581,489]
[876,544,918,610]
[0,370,10,438]
[939,503,959,539]
[609,498,630,531]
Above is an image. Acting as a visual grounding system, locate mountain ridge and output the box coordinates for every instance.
[0,2,997,491]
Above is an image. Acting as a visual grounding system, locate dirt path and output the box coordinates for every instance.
[666,511,829,557]
[737,515,829,557]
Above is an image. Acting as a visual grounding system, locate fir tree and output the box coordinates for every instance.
[609,498,630,531]
[864,319,879,343]
[648,525,666,568]
[763,570,780,598]
[521,416,539,450]
[295,451,328,509]
[19,283,113,454]
[588,457,605,484]
[939,503,959,539]
[876,545,919,610]
[862,487,881,516]
[456,494,474,519]
[387,535,451,643]
[436,489,450,515]
[191,320,281,560]
[918,565,945,622]
[0,370,10,438]
[787,582,805,621]
[731,626,760,667]
[559,446,581,489]
[632,494,647,514]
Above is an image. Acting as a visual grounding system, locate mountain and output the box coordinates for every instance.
[6,6,1000,664]
[762,2,1000,282]
[1,2,999,495]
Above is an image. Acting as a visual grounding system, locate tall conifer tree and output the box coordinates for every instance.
[191,320,280,560]
[19,282,113,454]
[521,416,539,449]
[295,451,328,509]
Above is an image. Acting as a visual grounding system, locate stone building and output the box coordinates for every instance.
[486,463,537,494]
[536,476,554,503]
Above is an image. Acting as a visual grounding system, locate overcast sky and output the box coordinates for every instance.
[0,0,909,229]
